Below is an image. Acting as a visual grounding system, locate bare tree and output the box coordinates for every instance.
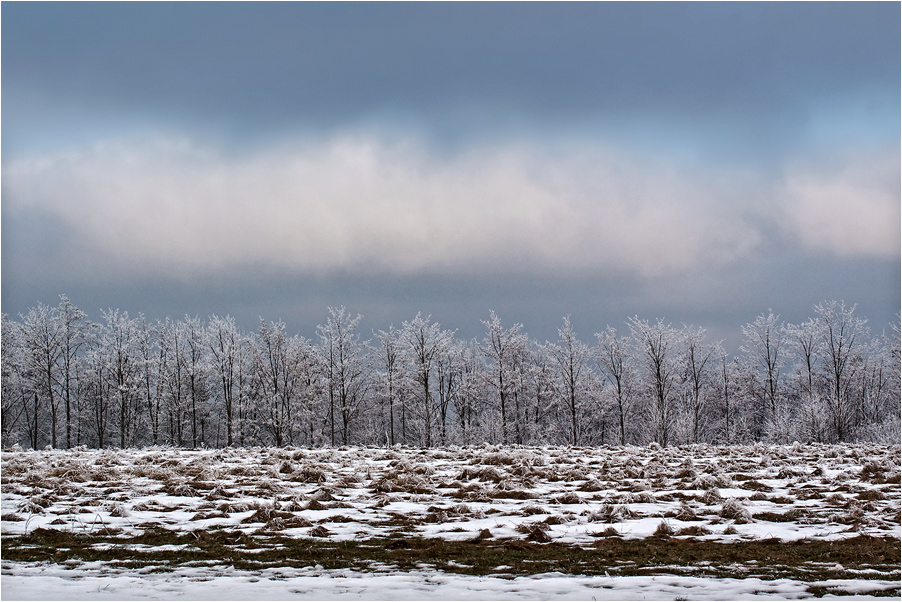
[435,338,463,446]
[135,314,163,446]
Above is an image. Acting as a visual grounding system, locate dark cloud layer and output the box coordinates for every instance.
[4,3,898,152]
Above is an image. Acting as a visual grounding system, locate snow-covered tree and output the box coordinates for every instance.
[317,307,368,446]
[481,311,527,445]
[678,326,715,444]
[547,316,595,445]
[401,313,452,447]
[596,326,636,445]
[740,310,786,440]
[373,325,405,446]
[629,317,680,446]
[207,315,243,447]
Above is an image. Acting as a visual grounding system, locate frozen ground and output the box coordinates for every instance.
[2,443,899,599]
[3,562,901,601]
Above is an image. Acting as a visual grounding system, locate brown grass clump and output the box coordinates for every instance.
[653,520,674,537]
[241,506,293,524]
[487,488,536,500]
[541,515,566,526]
[458,466,505,483]
[16,500,46,514]
[675,502,699,522]
[702,488,723,505]
[858,489,887,501]
[592,526,621,537]
[740,480,773,493]
[108,503,130,518]
[479,452,517,466]
[553,492,582,504]
[517,522,552,543]
[371,472,435,495]
[676,525,711,537]
[578,478,605,492]
[588,504,634,523]
[719,498,752,524]
[768,495,794,505]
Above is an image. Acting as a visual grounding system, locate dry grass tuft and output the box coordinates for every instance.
[719,498,752,524]
[676,525,711,537]
[653,520,674,537]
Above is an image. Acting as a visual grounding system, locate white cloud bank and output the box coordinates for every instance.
[779,147,900,257]
[3,132,898,279]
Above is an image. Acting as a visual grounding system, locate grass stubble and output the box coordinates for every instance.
[2,526,899,597]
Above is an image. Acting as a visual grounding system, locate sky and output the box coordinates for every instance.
[2,2,899,348]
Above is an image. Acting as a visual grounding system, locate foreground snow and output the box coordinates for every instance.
[2,561,900,601]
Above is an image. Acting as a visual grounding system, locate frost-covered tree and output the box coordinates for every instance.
[547,316,595,445]
[629,317,680,446]
[207,315,243,447]
[453,340,487,445]
[20,302,64,448]
[813,301,868,442]
[401,313,451,447]
[481,311,527,445]
[373,325,404,446]
[1,315,30,447]
[741,310,785,440]
[435,338,463,446]
[678,326,715,444]
[97,310,141,448]
[56,296,89,448]
[180,316,210,447]
[317,307,368,446]
[596,326,636,445]
[253,319,316,447]
[135,315,164,446]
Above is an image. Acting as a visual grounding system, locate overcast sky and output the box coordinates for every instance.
[2,2,899,347]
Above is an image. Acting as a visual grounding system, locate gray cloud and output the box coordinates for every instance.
[2,132,753,278]
[5,132,897,286]
[778,147,900,257]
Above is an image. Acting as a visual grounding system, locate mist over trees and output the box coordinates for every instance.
[2,297,898,450]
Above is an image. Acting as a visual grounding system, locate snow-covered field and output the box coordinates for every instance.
[2,443,900,599]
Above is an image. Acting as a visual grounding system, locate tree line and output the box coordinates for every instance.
[2,298,898,450]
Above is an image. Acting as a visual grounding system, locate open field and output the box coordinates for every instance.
[2,443,900,599]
